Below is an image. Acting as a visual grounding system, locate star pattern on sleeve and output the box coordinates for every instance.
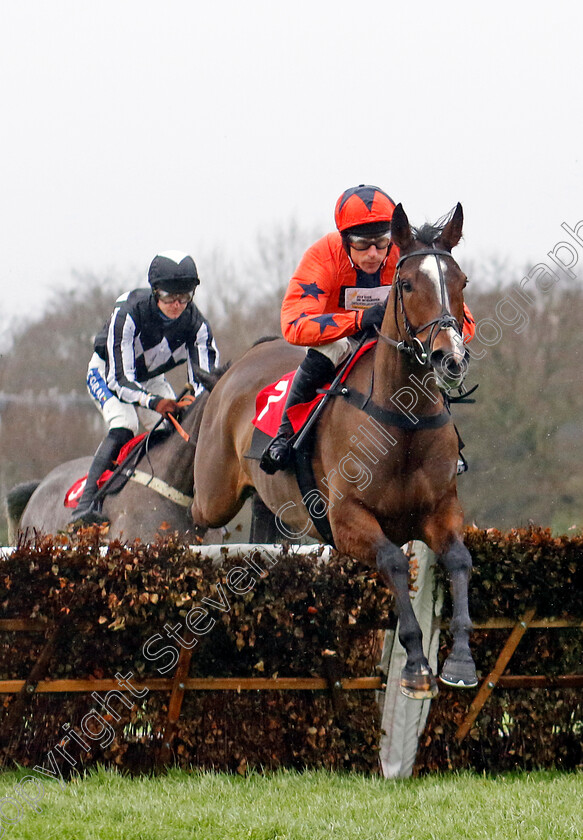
[299,282,325,300]
[288,312,307,327]
[310,314,339,335]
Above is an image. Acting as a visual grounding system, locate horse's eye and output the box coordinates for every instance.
[401,281,413,293]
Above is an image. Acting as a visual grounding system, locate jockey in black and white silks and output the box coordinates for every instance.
[73,250,219,526]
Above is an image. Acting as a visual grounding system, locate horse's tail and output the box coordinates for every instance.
[6,481,40,543]
[191,362,232,392]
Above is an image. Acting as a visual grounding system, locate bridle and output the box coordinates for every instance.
[308,246,471,445]
[378,246,464,367]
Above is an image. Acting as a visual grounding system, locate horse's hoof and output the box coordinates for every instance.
[400,666,439,700]
[440,656,478,688]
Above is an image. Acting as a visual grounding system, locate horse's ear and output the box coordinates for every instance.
[390,203,414,250]
[439,203,464,251]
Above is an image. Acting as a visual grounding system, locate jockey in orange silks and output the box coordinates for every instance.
[259,185,475,474]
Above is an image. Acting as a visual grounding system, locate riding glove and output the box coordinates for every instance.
[360,302,387,334]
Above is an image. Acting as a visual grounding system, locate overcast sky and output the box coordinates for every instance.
[2,0,582,329]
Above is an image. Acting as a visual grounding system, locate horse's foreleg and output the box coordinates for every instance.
[377,540,438,700]
[249,492,280,543]
[190,496,212,535]
[438,537,477,688]
[190,459,247,532]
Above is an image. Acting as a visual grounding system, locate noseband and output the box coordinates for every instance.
[382,247,463,366]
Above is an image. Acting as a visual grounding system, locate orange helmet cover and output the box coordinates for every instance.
[334,185,396,232]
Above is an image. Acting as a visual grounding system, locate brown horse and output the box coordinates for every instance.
[191,203,477,698]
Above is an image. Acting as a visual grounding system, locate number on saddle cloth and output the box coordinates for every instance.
[253,372,324,440]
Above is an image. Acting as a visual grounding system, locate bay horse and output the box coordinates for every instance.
[7,370,225,544]
[191,203,477,699]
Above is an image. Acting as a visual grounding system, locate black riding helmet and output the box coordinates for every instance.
[148,251,200,295]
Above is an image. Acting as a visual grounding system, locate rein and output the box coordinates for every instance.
[167,410,193,443]
[291,246,468,451]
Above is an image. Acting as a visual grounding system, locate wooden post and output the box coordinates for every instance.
[156,645,194,768]
[0,676,383,693]
[0,618,64,761]
[455,608,536,742]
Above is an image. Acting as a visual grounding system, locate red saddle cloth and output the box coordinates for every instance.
[64,434,147,508]
[252,340,376,438]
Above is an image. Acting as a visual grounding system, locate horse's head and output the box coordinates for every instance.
[389,202,469,391]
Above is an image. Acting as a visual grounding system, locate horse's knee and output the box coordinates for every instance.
[377,542,408,581]
[441,539,472,574]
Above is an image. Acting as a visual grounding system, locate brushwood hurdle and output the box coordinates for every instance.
[4,529,581,775]
[0,540,439,778]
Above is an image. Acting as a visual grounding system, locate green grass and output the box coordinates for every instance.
[0,767,582,839]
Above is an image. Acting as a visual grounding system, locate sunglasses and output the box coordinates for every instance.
[156,290,194,305]
[348,234,391,251]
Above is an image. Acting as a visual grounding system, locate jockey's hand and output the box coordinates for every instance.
[155,398,180,418]
[360,302,386,334]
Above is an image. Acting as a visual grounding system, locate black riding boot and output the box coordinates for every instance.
[260,349,336,475]
[71,428,133,525]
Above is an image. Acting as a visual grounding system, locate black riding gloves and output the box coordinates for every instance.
[360,302,387,334]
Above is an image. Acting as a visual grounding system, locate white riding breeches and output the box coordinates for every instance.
[86,352,176,435]
[308,337,352,367]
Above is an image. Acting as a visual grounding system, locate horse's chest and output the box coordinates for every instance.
[368,472,442,521]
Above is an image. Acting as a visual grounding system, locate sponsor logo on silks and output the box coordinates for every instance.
[87,369,113,407]
[344,285,390,311]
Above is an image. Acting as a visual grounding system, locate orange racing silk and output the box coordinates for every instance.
[462,306,475,343]
[281,233,399,346]
[280,232,475,346]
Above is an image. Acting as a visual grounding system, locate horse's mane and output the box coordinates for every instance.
[412,206,458,246]
[252,335,281,346]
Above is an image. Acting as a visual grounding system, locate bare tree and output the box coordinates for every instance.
[4,233,582,542]
[197,220,322,360]
[457,271,583,531]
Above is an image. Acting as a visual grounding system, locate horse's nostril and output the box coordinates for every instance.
[432,348,460,365]
[430,350,466,382]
